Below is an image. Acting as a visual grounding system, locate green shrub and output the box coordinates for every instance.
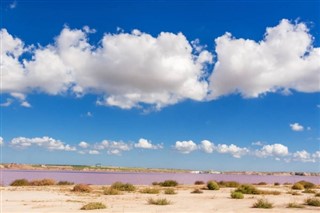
[72,184,92,193]
[287,202,305,208]
[147,198,171,205]
[207,181,219,190]
[164,188,176,195]
[230,191,244,199]
[235,184,259,194]
[152,182,159,186]
[104,187,121,195]
[140,187,160,194]
[219,181,240,188]
[305,197,320,206]
[57,181,74,185]
[80,202,106,210]
[159,180,178,187]
[10,179,29,186]
[30,178,56,186]
[191,188,203,194]
[111,182,136,192]
[292,183,304,190]
[252,198,273,209]
[194,180,205,185]
[297,181,315,189]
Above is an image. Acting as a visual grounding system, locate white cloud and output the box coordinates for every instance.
[0,99,13,107]
[208,19,320,100]
[88,150,100,155]
[1,27,212,110]
[251,141,264,146]
[9,1,17,9]
[290,123,304,131]
[216,144,249,158]
[0,137,3,146]
[93,140,132,155]
[292,150,314,162]
[199,140,215,153]
[134,138,163,149]
[78,141,89,148]
[255,143,289,158]
[86,112,93,117]
[174,140,198,154]
[10,136,76,151]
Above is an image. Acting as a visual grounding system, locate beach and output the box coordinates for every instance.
[1,183,320,212]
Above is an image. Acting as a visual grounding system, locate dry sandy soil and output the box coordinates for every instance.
[1,184,319,212]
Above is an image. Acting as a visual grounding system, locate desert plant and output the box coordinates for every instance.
[80,202,106,210]
[159,180,178,187]
[230,191,244,199]
[297,181,315,189]
[252,198,273,209]
[147,198,171,205]
[111,182,136,192]
[57,181,74,185]
[257,182,267,185]
[235,184,259,194]
[164,188,176,195]
[30,178,56,186]
[152,182,159,186]
[315,193,320,197]
[104,187,121,195]
[140,187,160,194]
[287,190,301,195]
[207,181,219,190]
[194,180,205,185]
[303,189,316,194]
[191,188,203,194]
[72,184,92,193]
[305,197,320,206]
[259,190,281,195]
[292,183,304,190]
[10,179,29,186]
[219,181,240,188]
[274,182,280,186]
[287,202,305,208]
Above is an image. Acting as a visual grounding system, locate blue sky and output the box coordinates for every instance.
[1,0,319,172]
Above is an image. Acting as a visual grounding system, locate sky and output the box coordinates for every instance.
[0,0,319,172]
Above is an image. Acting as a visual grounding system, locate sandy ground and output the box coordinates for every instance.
[1,184,319,212]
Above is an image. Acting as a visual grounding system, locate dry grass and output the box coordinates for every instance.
[252,198,273,209]
[72,184,92,193]
[147,198,171,205]
[140,187,160,194]
[80,202,106,210]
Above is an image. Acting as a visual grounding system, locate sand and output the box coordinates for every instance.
[1,184,319,212]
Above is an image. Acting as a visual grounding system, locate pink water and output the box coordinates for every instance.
[1,170,319,186]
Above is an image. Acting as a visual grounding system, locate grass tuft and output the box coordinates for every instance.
[72,184,92,193]
[235,184,259,194]
[305,197,320,206]
[147,198,171,205]
[111,182,136,192]
[287,202,305,208]
[159,180,178,187]
[57,181,74,185]
[104,187,121,195]
[252,198,273,209]
[191,188,203,194]
[29,179,56,186]
[80,202,106,210]
[218,181,240,188]
[140,187,160,194]
[194,180,205,185]
[292,183,304,190]
[164,188,177,195]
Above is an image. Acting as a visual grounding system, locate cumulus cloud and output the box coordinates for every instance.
[78,141,89,148]
[1,27,212,110]
[199,140,215,153]
[292,150,314,162]
[290,123,304,131]
[251,141,264,146]
[174,140,198,154]
[216,144,249,158]
[255,143,289,158]
[0,137,3,146]
[208,19,320,99]
[10,136,76,151]
[88,150,100,155]
[94,140,132,155]
[134,138,163,149]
